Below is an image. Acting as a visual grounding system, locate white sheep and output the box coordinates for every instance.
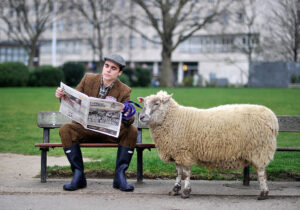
[138,90,278,200]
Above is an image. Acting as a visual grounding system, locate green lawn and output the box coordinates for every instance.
[0,87,299,180]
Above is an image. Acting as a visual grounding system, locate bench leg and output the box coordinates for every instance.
[136,148,144,183]
[243,165,250,186]
[41,148,49,183]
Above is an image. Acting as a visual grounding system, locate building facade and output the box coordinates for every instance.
[0,0,280,86]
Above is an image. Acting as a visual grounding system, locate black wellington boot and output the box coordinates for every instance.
[113,145,134,191]
[63,144,87,191]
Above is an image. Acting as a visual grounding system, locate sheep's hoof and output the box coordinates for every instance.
[181,188,191,199]
[168,185,181,196]
[257,191,269,200]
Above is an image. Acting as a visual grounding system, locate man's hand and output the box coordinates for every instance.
[55,87,65,99]
[122,106,130,117]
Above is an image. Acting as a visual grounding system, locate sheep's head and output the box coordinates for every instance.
[138,90,173,126]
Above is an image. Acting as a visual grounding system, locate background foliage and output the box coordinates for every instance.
[0,62,29,87]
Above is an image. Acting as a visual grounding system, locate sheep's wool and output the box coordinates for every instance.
[146,91,278,170]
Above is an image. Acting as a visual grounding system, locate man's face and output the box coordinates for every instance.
[102,60,122,82]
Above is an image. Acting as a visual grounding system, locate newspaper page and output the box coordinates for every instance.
[59,82,90,126]
[87,97,123,138]
[59,82,124,138]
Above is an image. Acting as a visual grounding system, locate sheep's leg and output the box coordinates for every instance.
[181,167,192,199]
[169,164,182,196]
[256,167,269,200]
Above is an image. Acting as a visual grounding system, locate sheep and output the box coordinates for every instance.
[138,90,278,200]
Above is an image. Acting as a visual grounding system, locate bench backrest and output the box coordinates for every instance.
[37,111,148,129]
[37,111,300,132]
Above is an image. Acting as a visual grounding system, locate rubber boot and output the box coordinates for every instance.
[113,145,134,191]
[63,144,87,191]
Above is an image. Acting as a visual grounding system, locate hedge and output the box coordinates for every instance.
[28,65,64,86]
[0,62,29,87]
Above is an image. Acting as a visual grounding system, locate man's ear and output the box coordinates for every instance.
[118,70,123,76]
[137,97,144,103]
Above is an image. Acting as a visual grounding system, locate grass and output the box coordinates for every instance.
[0,87,299,180]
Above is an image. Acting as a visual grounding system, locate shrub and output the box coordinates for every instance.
[291,74,299,83]
[134,66,151,87]
[61,62,85,86]
[122,67,136,86]
[28,65,64,86]
[121,66,151,87]
[119,73,131,86]
[0,62,29,87]
[183,76,193,87]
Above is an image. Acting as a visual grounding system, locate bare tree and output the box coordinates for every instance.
[113,0,228,87]
[0,0,62,67]
[224,0,260,84]
[232,0,260,64]
[72,0,113,71]
[262,0,300,61]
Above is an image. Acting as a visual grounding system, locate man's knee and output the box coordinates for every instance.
[119,125,138,148]
[59,123,81,148]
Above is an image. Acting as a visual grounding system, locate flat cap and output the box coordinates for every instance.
[104,54,126,68]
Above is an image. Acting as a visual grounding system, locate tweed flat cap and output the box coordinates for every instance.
[104,54,126,68]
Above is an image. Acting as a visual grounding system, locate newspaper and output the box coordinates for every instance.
[59,82,124,138]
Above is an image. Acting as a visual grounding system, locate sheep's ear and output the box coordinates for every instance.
[138,97,144,103]
[162,94,173,104]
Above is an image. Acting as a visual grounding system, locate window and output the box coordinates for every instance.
[118,36,125,49]
[120,0,125,7]
[9,8,14,17]
[108,37,113,49]
[220,11,230,24]
[193,13,200,24]
[77,21,83,31]
[141,36,147,48]
[130,16,136,25]
[58,21,64,31]
[179,34,235,53]
[109,18,113,28]
[67,20,73,31]
[0,46,29,64]
[129,35,136,49]
[236,10,245,23]
[153,35,160,48]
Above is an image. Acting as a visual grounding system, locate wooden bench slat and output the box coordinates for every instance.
[35,143,156,148]
[34,143,299,151]
[278,116,300,132]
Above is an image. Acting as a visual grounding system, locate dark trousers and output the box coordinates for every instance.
[59,122,138,149]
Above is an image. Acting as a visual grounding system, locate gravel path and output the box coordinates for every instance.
[0,153,94,181]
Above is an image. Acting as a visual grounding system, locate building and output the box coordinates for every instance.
[0,0,285,86]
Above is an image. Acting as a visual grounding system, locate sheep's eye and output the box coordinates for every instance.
[154,101,160,106]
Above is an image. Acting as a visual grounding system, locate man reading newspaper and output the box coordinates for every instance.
[55,54,137,192]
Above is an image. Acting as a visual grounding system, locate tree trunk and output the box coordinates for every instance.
[28,47,36,67]
[160,48,173,88]
[28,39,39,67]
[96,24,104,73]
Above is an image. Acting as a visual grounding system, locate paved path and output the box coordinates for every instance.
[0,153,299,210]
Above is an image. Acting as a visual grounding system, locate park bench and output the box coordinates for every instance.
[35,111,154,183]
[35,111,300,185]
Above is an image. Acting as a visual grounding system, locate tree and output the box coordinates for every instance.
[0,0,60,67]
[115,0,229,87]
[232,0,260,64]
[262,0,300,61]
[71,0,114,71]
[224,0,260,84]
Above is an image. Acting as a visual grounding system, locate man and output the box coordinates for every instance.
[55,54,137,192]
